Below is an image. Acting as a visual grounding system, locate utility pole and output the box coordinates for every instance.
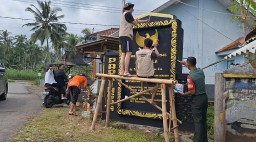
[122,0,125,11]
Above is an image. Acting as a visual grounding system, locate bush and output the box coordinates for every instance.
[7,68,43,80]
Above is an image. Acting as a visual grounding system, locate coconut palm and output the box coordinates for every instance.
[81,28,92,36]
[23,0,67,61]
[64,33,83,51]
[0,30,13,64]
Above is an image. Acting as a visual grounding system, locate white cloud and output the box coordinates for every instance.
[0,0,167,37]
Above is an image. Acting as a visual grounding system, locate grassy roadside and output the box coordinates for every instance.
[11,82,214,142]
[11,108,165,142]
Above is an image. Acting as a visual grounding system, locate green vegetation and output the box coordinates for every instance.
[11,108,165,142]
[11,104,215,142]
[7,69,41,80]
[207,104,214,140]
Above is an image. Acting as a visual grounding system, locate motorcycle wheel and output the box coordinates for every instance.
[44,95,55,108]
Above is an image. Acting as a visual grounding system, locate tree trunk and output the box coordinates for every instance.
[240,0,246,37]
[46,39,51,64]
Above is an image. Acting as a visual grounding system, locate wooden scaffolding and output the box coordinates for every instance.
[90,74,181,142]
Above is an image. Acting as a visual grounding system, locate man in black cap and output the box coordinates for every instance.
[178,57,208,142]
[119,2,150,76]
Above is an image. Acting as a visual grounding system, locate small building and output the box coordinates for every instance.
[153,0,249,100]
[78,28,119,79]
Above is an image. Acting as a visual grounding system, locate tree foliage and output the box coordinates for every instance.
[23,0,67,60]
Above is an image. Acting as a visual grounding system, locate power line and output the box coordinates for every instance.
[0,15,119,27]
[177,0,256,18]
[181,8,235,42]
[12,0,146,14]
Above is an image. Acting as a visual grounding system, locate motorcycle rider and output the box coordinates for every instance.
[44,64,57,88]
[54,63,68,100]
[66,74,88,116]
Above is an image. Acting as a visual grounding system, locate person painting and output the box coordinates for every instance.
[178,57,208,142]
[136,38,159,104]
[66,74,88,116]
[119,2,149,76]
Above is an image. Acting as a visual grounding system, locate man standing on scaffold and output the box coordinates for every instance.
[119,2,149,76]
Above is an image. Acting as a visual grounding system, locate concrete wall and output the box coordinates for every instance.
[160,0,244,85]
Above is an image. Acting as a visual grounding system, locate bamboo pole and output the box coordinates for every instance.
[97,74,176,85]
[169,86,180,142]
[116,79,182,124]
[111,85,159,105]
[161,84,170,142]
[90,77,106,131]
[105,79,113,127]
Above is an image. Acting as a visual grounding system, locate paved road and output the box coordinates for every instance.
[0,81,42,142]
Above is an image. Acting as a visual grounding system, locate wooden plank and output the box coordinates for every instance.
[116,79,182,124]
[96,74,176,84]
[90,78,106,131]
[110,85,159,105]
[161,84,170,142]
[223,73,256,78]
[105,79,113,127]
[169,86,180,142]
[214,73,226,142]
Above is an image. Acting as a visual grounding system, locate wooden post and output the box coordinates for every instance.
[90,77,106,130]
[161,84,170,142]
[105,79,113,127]
[214,73,226,142]
[169,85,180,142]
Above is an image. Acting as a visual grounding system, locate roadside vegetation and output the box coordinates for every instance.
[11,108,165,142]
[207,104,214,140]
[7,69,39,80]
[11,104,214,142]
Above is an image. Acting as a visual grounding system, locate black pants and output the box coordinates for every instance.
[191,94,208,142]
[69,86,80,104]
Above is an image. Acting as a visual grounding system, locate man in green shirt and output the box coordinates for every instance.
[178,57,208,142]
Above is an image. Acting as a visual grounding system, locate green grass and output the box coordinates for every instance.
[207,104,214,140]
[7,68,42,80]
[11,108,165,142]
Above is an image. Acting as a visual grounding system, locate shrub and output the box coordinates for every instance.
[7,68,43,80]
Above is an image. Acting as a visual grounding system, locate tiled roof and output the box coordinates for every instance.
[87,28,119,37]
[215,37,245,53]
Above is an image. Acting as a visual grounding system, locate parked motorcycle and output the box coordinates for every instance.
[42,86,70,108]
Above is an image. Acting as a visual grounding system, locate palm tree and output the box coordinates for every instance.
[81,28,92,36]
[23,0,67,62]
[64,33,83,51]
[0,30,13,64]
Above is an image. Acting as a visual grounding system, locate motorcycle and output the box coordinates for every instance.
[41,86,70,108]
[41,64,74,108]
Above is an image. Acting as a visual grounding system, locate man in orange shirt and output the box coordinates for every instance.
[66,74,88,115]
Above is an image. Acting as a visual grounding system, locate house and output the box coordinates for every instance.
[77,28,119,79]
[85,28,119,42]
[153,0,249,100]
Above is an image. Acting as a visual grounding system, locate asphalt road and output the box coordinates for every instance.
[0,81,42,142]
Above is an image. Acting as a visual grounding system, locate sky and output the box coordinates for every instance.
[0,0,168,37]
